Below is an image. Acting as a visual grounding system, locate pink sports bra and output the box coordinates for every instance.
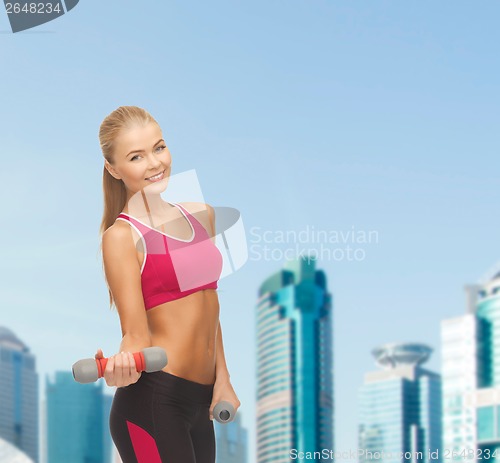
[115,203,223,310]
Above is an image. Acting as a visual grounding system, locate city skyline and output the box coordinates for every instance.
[4,259,500,461]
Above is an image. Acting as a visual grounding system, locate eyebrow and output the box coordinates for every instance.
[126,139,164,158]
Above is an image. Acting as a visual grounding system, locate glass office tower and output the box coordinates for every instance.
[441,312,477,461]
[256,256,333,463]
[0,326,39,463]
[215,413,248,463]
[442,272,500,462]
[46,371,111,463]
[358,343,442,463]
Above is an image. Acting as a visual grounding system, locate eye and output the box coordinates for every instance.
[130,145,165,161]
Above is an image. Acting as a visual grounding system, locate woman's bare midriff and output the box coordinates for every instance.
[146,289,219,386]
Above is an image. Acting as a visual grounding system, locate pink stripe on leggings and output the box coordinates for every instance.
[126,420,162,463]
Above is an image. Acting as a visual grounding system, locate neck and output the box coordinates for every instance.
[124,190,173,217]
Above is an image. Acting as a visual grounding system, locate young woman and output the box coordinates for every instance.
[96,106,240,463]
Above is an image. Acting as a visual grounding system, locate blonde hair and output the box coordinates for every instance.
[98,106,159,309]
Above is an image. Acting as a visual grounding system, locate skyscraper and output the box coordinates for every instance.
[102,393,114,463]
[256,256,333,463]
[358,343,442,463]
[215,412,248,463]
[442,271,500,462]
[441,311,476,461]
[0,326,39,462]
[45,371,112,463]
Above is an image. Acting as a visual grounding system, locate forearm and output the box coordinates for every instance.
[119,333,152,353]
[215,320,230,382]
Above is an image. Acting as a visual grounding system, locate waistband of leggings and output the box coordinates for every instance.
[141,370,214,404]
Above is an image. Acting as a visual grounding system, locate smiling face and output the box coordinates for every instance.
[104,122,172,198]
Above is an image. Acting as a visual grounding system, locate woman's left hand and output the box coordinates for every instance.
[209,376,241,421]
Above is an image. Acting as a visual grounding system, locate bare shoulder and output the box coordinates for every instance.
[103,220,132,244]
[102,220,142,251]
[178,202,216,238]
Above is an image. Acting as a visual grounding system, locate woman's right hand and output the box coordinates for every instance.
[95,348,142,388]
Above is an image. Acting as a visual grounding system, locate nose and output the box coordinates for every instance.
[146,153,163,171]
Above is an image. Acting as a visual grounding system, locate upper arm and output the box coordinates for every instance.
[102,224,150,339]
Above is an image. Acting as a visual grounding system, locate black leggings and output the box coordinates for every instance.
[109,370,215,463]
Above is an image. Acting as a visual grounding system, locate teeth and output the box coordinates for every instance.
[147,171,163,180]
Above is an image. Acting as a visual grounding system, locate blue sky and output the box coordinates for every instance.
[1,2,499,461]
